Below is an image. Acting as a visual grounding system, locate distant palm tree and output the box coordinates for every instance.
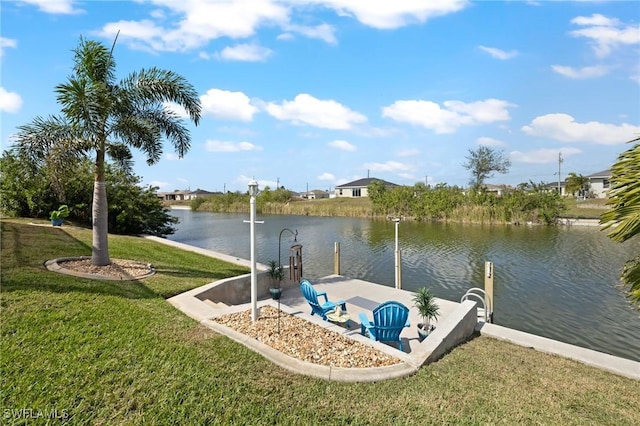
[14,37,201,265]
[564,172,590,198]
[601,136,640,307]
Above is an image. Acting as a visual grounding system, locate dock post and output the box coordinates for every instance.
[334,242,340,275]
[484,261,494,322]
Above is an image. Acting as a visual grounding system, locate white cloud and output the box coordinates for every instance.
[478,45,518,60]
[150,180,171,189]
[477,137,507,147]
[205,141,262,152]
[551,65,609,79]
[266,93,367,130]
[570,14,640,58]
[382,98,514,133]
[164,153,182,161]
[163,101,189,118]
[364,160,414,173]
[96,0,289,52]
[95,1,467,52]
[328,140,356,151]
[397,148,419,157]
[0,37,17,57]
[510,148,581,164]
[0,87,23,113]
[19,0,81,14]
[216,42,273,62]
[522,113,640,145]
[285,23,337,44]
[318,172,336,181]
[313,0,469,29]
[200,89,258,122]
[277,33,295,41]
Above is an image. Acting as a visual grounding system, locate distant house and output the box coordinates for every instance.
[334,178,400,198]
[544,181,567,197]
[157,189,215,201]
[586,169,611,199]
[305,189,329,200]
[481,184,513,196]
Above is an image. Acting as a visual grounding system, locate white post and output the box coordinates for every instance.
[393,218,401,289]
[248,179,259,321]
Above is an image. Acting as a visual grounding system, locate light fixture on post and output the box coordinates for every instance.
[247,179,260,321]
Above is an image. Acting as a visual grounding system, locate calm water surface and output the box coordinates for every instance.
[168,209,640,362]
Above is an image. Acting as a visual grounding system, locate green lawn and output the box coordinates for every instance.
[1,219,638,425]
[562,197,610,219]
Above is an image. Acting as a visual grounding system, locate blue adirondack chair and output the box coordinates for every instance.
[299,279,346,320]
[358,301,410,351]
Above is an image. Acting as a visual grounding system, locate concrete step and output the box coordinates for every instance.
[202,299,229,309]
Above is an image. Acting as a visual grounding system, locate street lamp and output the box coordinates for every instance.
[390,217,402,289]
[248,179,259,321]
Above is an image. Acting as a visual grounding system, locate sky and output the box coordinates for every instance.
[1,0,639,194]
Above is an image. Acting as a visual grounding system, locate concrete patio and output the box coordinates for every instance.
[155,237,640,382]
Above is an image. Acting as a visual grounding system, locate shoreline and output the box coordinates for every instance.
[169,205,603,227]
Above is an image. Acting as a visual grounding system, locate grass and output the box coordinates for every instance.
[561,198,610,220]
[2,219,639,425]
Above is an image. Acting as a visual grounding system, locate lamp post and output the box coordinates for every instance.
[248,179,259,321]
[391,217,402,289]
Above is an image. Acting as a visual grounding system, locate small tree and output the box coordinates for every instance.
[601,137,640,307]
[463,146,511,189]
[565,172,590,197]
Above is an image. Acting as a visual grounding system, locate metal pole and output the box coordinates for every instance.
[250,191,257,321]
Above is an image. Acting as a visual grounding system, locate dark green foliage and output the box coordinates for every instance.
[368,181,565,225]
[0,150,57,218]
[0,152,177,237]
[105,167,178,237]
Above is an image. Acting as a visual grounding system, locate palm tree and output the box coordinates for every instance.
[564,172,590,198]
[601,136,640,307]
[14,37,201,265]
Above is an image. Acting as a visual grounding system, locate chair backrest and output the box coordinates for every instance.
[372,301,409,342]
[300,279,319,308]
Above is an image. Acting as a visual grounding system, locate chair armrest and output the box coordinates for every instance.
[317,291,329,303]
[358,313,373,329]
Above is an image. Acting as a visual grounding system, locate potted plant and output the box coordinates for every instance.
[413,287,440,341]
[49,205,70,226]
[267,260,284,300]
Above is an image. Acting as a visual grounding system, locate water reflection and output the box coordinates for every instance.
[168,209,640,362]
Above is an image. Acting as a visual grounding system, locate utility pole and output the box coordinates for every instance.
[557,152,563,195]
[276,177,279,189]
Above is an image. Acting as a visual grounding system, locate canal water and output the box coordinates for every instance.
[167,209,640,362]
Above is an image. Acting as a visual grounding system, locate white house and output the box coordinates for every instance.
[586,169,611,199]
[334,178,399,198]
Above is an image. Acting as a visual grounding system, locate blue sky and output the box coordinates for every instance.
[1,0,639,194]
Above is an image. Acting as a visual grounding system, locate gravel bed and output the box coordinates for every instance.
[212,306,402,368]
[57,258,154,279]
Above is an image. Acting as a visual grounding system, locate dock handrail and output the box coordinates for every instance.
[461,288,493,323]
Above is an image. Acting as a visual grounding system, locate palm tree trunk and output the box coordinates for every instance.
[92,148,110,266]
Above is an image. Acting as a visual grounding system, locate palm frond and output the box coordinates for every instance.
[120,67,201,125]
[106,142,134,174]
